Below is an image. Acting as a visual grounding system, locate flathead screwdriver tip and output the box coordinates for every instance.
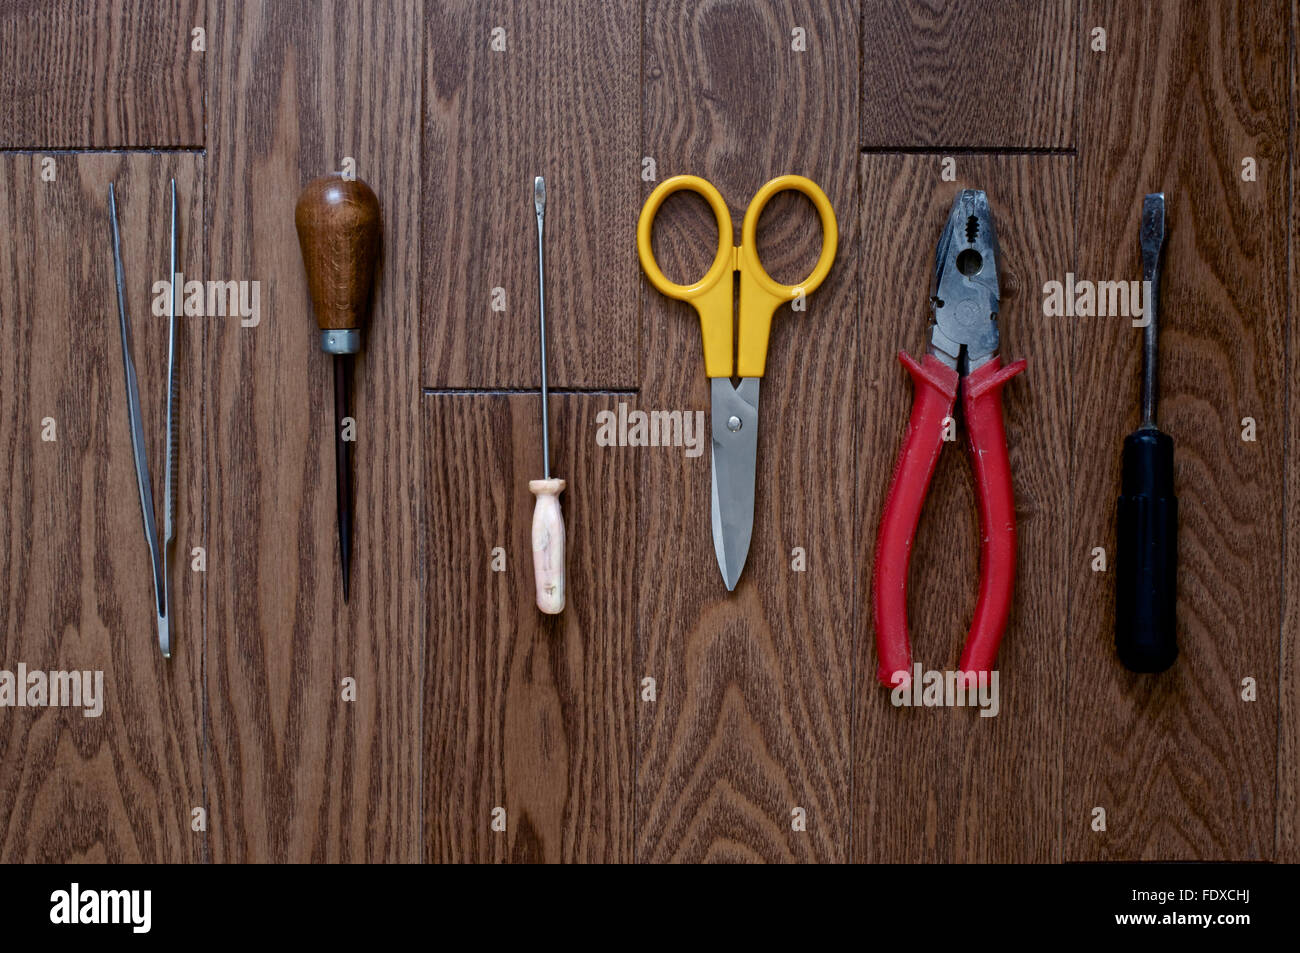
[535,176,546,215]
[1141,193,1166,256]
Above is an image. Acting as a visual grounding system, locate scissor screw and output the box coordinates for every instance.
[727,415,742,432]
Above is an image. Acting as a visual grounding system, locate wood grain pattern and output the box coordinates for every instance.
[0,0,1296,867]
[853,155,1072,862]
[861,0,1074,149]
[0,154,205,861]
[423,393,635,862]
[1283,0,1300,865]
[1066,0,1284,861]
[422,0,639,389]
[201,0,421,862]
[0,0,203,148]
[637,0,858,863]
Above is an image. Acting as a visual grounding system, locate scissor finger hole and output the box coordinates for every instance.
[754,190,823,286]
[649,190,727,288]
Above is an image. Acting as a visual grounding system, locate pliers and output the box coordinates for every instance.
[872,190,1026,687]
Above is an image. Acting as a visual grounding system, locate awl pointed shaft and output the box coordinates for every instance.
[334,354,353,601]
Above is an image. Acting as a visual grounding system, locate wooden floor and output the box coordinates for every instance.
[0,0,1293,863]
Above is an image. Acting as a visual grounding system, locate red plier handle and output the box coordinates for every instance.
[872,352,1026,687]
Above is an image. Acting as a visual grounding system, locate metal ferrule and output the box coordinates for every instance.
[321,329,361,354]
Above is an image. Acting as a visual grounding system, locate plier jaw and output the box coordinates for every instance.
[928,189,1001,373]
[872,189,1026,690]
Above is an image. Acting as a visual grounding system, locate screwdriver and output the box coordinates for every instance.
[1115,192,1177,672]
[295,174,381,604]
[530,176,566,614]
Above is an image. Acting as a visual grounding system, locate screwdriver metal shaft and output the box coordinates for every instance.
[1139,194,1164,428]
[1115,193,1177,672]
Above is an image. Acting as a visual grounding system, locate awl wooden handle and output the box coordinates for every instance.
[295,174,381,348]
[529,478,566,614]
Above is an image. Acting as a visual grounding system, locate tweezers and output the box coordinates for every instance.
[108,180,178,658]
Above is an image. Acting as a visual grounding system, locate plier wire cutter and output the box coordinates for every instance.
[873,190,1025,687]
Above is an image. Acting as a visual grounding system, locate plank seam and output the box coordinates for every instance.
[421,387,639,396]
[848,0,866,866]
[1277,0,1295,862]
[636,0,645,865]
[417,0,428,867]
[0,147,206,154]
[860,146,1077,156]
[1061,0,1081,867]
[200,0,213,859]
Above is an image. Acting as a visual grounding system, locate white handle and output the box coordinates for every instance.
[529,478,566,614]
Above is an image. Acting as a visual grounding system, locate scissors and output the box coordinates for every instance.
[637,174,838,590]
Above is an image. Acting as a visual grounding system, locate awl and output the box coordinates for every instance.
[295,174,381,603]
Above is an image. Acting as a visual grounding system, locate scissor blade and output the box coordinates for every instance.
[710,377,760,591]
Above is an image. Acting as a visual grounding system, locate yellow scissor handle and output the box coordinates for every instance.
[636,173,838,379]
[637,175,736,378]
[737,174,838,377]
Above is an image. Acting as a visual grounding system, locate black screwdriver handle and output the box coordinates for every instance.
[1115,428,1178,672]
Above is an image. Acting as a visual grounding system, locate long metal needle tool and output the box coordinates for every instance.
[536,177,552,481]
[529,177,566,613]
[110,179,179,658]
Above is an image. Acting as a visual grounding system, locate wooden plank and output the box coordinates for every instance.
[852,154,1071,862]
[0,154,205,861]
[0,0,203,148]
[202,0,421,862]
[861,0,1074,149]
[1284,0,1300,865]
[636,0,858,863]
[422,0,639,389]
[1067,0,1284,861]
[423,393,635,863]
